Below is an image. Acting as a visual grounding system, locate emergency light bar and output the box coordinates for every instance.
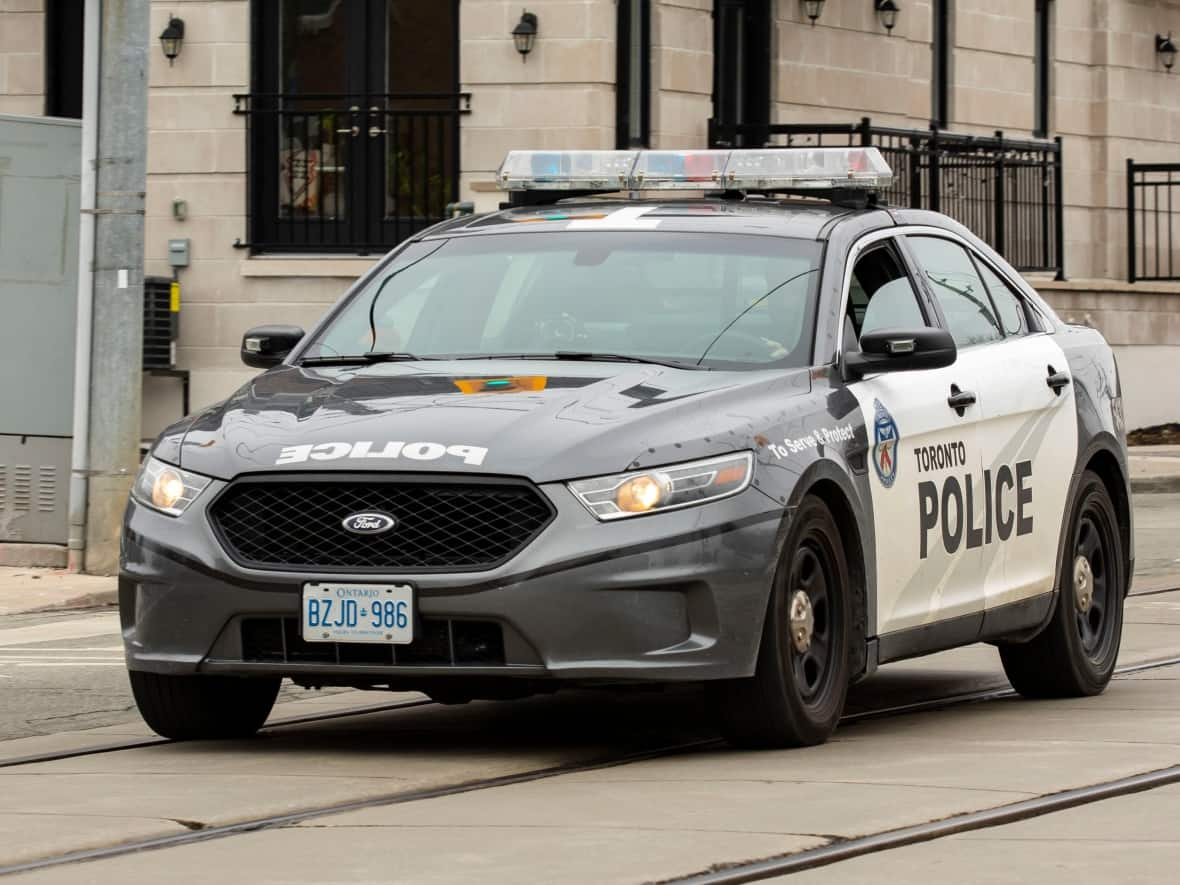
[496,147,893,192]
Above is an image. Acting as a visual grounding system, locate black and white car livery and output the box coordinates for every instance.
[122,148,1132,747]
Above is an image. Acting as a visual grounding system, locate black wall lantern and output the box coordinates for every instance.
[801,0,825,26]
[159,16,185,65]
[875,0,900,33]
[513,11,539,60]
[1157,33,1177,71]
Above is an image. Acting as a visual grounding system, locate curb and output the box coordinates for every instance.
[25,589,119,615]
[1131,477,1180,495]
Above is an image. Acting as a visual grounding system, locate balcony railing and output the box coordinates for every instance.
[233,92,471,255]
[1126,160,1180,282]
[709,117,1065,280]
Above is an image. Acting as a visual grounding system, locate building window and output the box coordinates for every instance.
[617,0,650,148]
[932,0,951,129]
[1034,0,1053,137]
[243,0,466,254]
[44,0,84,119]
[712,0,770,146]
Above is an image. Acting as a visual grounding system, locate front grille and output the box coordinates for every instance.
[240,617,506,666]
[209,476,554,572]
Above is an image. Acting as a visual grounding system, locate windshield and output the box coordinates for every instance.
[303,231,823,370]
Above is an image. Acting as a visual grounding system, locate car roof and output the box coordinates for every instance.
[419,197,897,242]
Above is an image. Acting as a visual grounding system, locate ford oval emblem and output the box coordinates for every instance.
[341,512,398,535]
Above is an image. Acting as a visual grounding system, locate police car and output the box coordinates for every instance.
[123,148,1132,747]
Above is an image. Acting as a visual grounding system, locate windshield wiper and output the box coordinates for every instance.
[552,351,700,369]
[449,352,704,369]
[298,352,435,367]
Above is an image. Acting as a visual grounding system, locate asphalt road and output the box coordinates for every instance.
[0,492,1176,742]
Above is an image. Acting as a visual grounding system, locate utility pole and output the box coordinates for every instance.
[70,0,150,575]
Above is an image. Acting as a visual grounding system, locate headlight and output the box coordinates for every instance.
[132,456,211,516]
[568,452,754,521]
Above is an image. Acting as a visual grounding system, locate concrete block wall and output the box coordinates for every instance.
[650,0,712,149]
[0,0,44,117]
[140,0,373,436]
[5,0,1180,434]
[772,0,931,128]
[114,0,1180,432]
[460,0,616,210]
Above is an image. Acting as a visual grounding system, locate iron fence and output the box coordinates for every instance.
[233,92,471,254]
[709,116,1065,279]
[1126,160,1180,282]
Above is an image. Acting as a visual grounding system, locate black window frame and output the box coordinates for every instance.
[616,0,651,149]
[1034,0,1053,138]
[244,0,465,256]
[932,0,951,129]
[44,0,84,119]
[712,0,771,144]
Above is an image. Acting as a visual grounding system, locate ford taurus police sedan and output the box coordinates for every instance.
[122,148,1132,747]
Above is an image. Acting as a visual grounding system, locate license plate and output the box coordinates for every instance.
[300,583,414,644]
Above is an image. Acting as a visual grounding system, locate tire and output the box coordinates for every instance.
[999,470,1125,698]
[129,671,281,740]
[717,496,852,748]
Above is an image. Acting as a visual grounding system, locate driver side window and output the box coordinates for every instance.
[845,242,929,350]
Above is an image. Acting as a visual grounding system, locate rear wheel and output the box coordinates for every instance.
[717,496,851,748]
[999,470,1125,698]
[129,671,281,740]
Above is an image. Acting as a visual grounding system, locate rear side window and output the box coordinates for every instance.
[907,236,1003,348]
[974,260,1026,336]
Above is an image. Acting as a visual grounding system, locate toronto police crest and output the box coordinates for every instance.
[872,399,900,488]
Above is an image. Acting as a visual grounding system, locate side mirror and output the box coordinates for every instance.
[241,325,305,369]
[844,327,956,379]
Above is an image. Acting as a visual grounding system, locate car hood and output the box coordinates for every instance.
[167,360,812,482]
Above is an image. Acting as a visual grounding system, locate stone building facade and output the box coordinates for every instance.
[3,0,1180,431]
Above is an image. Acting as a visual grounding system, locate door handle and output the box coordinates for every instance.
[947,384,977,416]
[367,107,387,138]
[1046,365,1071,395]
[336,106,361,138]
[368,109,387,138]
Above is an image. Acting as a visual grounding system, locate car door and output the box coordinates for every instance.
[904,234,1077,620]
[842,236,986,638]
[965,249,1077,609]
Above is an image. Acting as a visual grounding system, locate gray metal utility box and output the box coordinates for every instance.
[0,114,81,548]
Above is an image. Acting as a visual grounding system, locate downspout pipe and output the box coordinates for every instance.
[68,0,101,572]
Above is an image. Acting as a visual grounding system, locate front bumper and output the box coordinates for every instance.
[120,478,785,684]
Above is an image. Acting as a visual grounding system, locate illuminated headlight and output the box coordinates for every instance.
[132,456,211,516]
[568,452,754,521]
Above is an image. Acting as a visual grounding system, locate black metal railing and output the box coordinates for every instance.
[709,116,1065,279]
[1126,160,1180,282]
[234,92,471,254]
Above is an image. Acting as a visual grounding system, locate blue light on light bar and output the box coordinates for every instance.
[496,148,893,192]
[499,150,639,190]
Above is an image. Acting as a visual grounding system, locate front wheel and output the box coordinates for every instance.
[999,470,1125,698]
[129,671,281,740]
[717,496,851,748]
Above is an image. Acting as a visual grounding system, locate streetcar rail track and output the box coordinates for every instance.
[0,696,433,769]
[658,763,1180,884]
[1,654,1178,878]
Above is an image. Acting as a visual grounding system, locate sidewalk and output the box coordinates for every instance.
[1129,445,1180,494]
[0,568,117,616]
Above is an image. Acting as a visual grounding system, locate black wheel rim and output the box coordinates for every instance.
[788,537,836,704]
[1074,502,1116,659]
